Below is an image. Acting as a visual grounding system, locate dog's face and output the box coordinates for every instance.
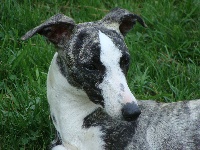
[61,24,137,119]
[22,8,147,121]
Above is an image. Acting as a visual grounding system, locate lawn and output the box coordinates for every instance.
[0,0,199,149]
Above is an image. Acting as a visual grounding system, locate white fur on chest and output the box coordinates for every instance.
[47,53,105,150]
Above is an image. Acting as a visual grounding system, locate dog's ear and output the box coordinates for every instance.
[101,8,147,36]
[21,14,75,47]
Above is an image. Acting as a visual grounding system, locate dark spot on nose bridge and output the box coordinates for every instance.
[120,83,125,92]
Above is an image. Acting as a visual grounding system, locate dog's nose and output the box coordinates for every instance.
[122,102,141,121]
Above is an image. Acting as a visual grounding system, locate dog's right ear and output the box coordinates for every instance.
[21,14,75,47]
[101,8,147,36]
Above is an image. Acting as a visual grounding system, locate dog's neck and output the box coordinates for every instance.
[47,52,104,149]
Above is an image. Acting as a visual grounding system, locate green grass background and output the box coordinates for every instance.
[0,0,199,149]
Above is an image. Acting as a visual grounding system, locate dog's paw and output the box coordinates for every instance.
[52,145,67,150]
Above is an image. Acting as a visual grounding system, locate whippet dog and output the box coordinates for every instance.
[22,8,200,150]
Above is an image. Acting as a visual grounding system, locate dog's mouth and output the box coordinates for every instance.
[86,90,141,121]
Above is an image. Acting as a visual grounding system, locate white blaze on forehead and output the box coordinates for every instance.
[98,31,138,118]
[99,31,122,68]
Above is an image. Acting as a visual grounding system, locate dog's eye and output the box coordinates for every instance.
[85,64,98,71]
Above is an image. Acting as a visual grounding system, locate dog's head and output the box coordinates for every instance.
[22,8,147,121]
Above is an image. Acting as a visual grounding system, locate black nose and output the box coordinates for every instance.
[122,102,141,121]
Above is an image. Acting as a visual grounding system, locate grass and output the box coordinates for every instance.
[0,0,199,149]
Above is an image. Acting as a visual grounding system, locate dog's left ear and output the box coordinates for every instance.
[21,14,75,47]
[101,8,147,36]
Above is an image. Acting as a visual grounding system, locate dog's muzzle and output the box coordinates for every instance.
[122,102,141,121]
